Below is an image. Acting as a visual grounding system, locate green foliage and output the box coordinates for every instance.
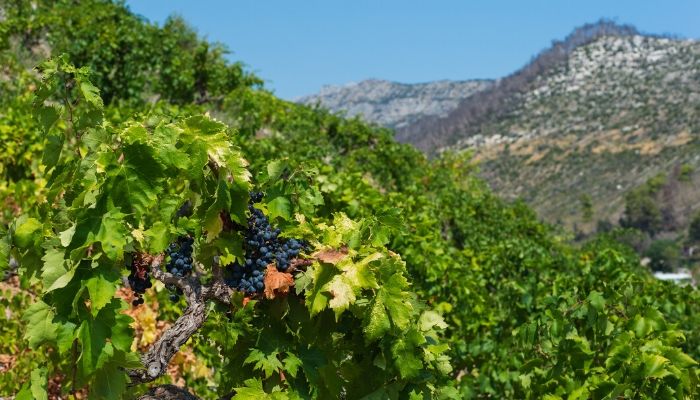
[689,211,700,243]
[1,2,700,399]
[620,186,663,236]
[4,58,452,399]
[0,0,261,104]
[645,240,682,272]
[679,164,694,182]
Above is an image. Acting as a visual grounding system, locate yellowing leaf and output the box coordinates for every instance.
[327,276,355,318]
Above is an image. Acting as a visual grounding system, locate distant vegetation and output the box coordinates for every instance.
[1,2,700,399]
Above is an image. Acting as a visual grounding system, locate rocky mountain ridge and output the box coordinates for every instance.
[298,78,492,129]
[299,21,700,235]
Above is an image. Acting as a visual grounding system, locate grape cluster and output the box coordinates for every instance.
[127,254,152,306]
[224,192,305,295]
[165,236,194,302]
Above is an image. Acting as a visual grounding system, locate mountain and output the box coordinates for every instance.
[405,22,700,233]
[302,21,700,235]
[297,78,493,129]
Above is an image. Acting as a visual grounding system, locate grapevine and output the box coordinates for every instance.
[2,3,700,399]
[224,192,306,295]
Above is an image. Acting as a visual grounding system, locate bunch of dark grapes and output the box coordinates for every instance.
[127,254,153,306]
[164,236,194,302]
[225,192,305,295]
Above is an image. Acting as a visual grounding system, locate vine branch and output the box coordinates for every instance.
[137,384,201,400]
[127,254,234,385]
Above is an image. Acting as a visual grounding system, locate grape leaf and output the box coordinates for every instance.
[41,248,75,292]
[268,196,292,221]
[85,272,118,316]
[244,349,284,379]
[14,217,42,248]
[79,81,104,109]
[315,247,349,265]
[364,295,391,342]
[264,265,295,300]
[30,367,48,400]
[23,301,59,348]
[327,275,356,318]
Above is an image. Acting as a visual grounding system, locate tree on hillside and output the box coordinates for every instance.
[580,194,593,222]
[619,188,663,236]
[645,239,681,272]
[689,211,700,243]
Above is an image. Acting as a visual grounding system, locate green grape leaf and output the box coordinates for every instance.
[92,360,128,400]
[79,81,104,109]
[23,301,59,348]
[111,313,136,353]
[419,311,448,332]
[144,221,169,253]
[30,367,48,400]
[664,348,698,369]
[41,248,75,292]
[35,105,61,133]
[0,229,9,270]
[244,349,284,379]
[14,217,42,248]
[85,272,118,316]
[204,179,231,242]
[283,352,303,378]
[15,384,33,400]
[641,354,670,379]
[268,196,292,221]
[381,273,414,331]
[364,294,391,342]
[42,133,64,169]
[109,143,163,219]
[78,318,108,377]
[266,159,286,181]
[56,321,78,354]
[306,262,337,315]
[232,379,267,399]
[587,291,605,312]
[59,224,76,247]
[632,308,666,338]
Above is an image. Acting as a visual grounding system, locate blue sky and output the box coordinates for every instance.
[126,0,699,100]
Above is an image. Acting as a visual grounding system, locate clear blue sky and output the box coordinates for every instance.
[126,0,699,100]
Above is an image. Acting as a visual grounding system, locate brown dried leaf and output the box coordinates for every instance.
[315,246,349,265]
[0,354,16,373]
[264,265,295,299]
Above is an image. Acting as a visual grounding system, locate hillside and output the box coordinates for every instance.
[305,22,700,234]
[298,78,492,129]
[435,32,700,232]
